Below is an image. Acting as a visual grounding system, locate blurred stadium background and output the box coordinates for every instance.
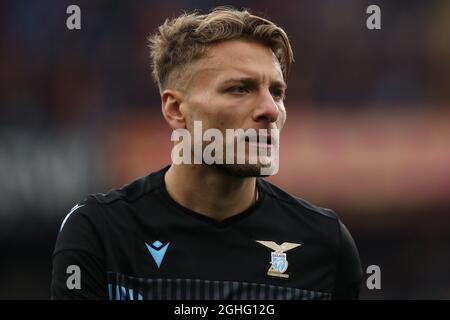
[0,0,449,299]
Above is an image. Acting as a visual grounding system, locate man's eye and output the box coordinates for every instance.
[228,86,249,94]
[271,89,285,100]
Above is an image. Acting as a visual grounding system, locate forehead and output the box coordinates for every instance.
[189,40,284,87]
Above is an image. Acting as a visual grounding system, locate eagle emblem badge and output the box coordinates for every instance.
[256,241,302,279]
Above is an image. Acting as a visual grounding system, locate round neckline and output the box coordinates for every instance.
[155,167,265,229]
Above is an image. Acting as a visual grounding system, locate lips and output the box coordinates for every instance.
[244,135,272,145]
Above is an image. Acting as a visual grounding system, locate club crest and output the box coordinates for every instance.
[256,240,302,279]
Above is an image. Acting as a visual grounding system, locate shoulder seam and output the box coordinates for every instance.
[88,174,163,205]
[262,187,338,220]
[89,186,160,205]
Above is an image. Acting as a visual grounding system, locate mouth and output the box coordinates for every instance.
[244,135,273,146]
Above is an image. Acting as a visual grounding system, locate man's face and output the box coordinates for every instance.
[178,40,287,176]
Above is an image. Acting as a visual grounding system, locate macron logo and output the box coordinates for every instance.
[145,240,170,268]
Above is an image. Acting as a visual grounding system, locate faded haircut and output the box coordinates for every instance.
[148,7,294,90]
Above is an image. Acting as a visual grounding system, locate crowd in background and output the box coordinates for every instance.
[1,0,449,129]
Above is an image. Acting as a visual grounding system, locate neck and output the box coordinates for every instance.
[164,164,258,221]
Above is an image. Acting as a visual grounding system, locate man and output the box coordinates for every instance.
[51,7,362,300]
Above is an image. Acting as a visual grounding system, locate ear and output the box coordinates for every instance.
[161,89,186,129]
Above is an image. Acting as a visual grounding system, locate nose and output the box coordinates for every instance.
[253,89,280,124]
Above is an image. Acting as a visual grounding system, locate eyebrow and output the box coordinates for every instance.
[221,77,287,90]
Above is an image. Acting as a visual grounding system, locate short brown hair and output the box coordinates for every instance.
[148,7,294,90]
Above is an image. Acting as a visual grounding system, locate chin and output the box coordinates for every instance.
[213,163,271,178]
